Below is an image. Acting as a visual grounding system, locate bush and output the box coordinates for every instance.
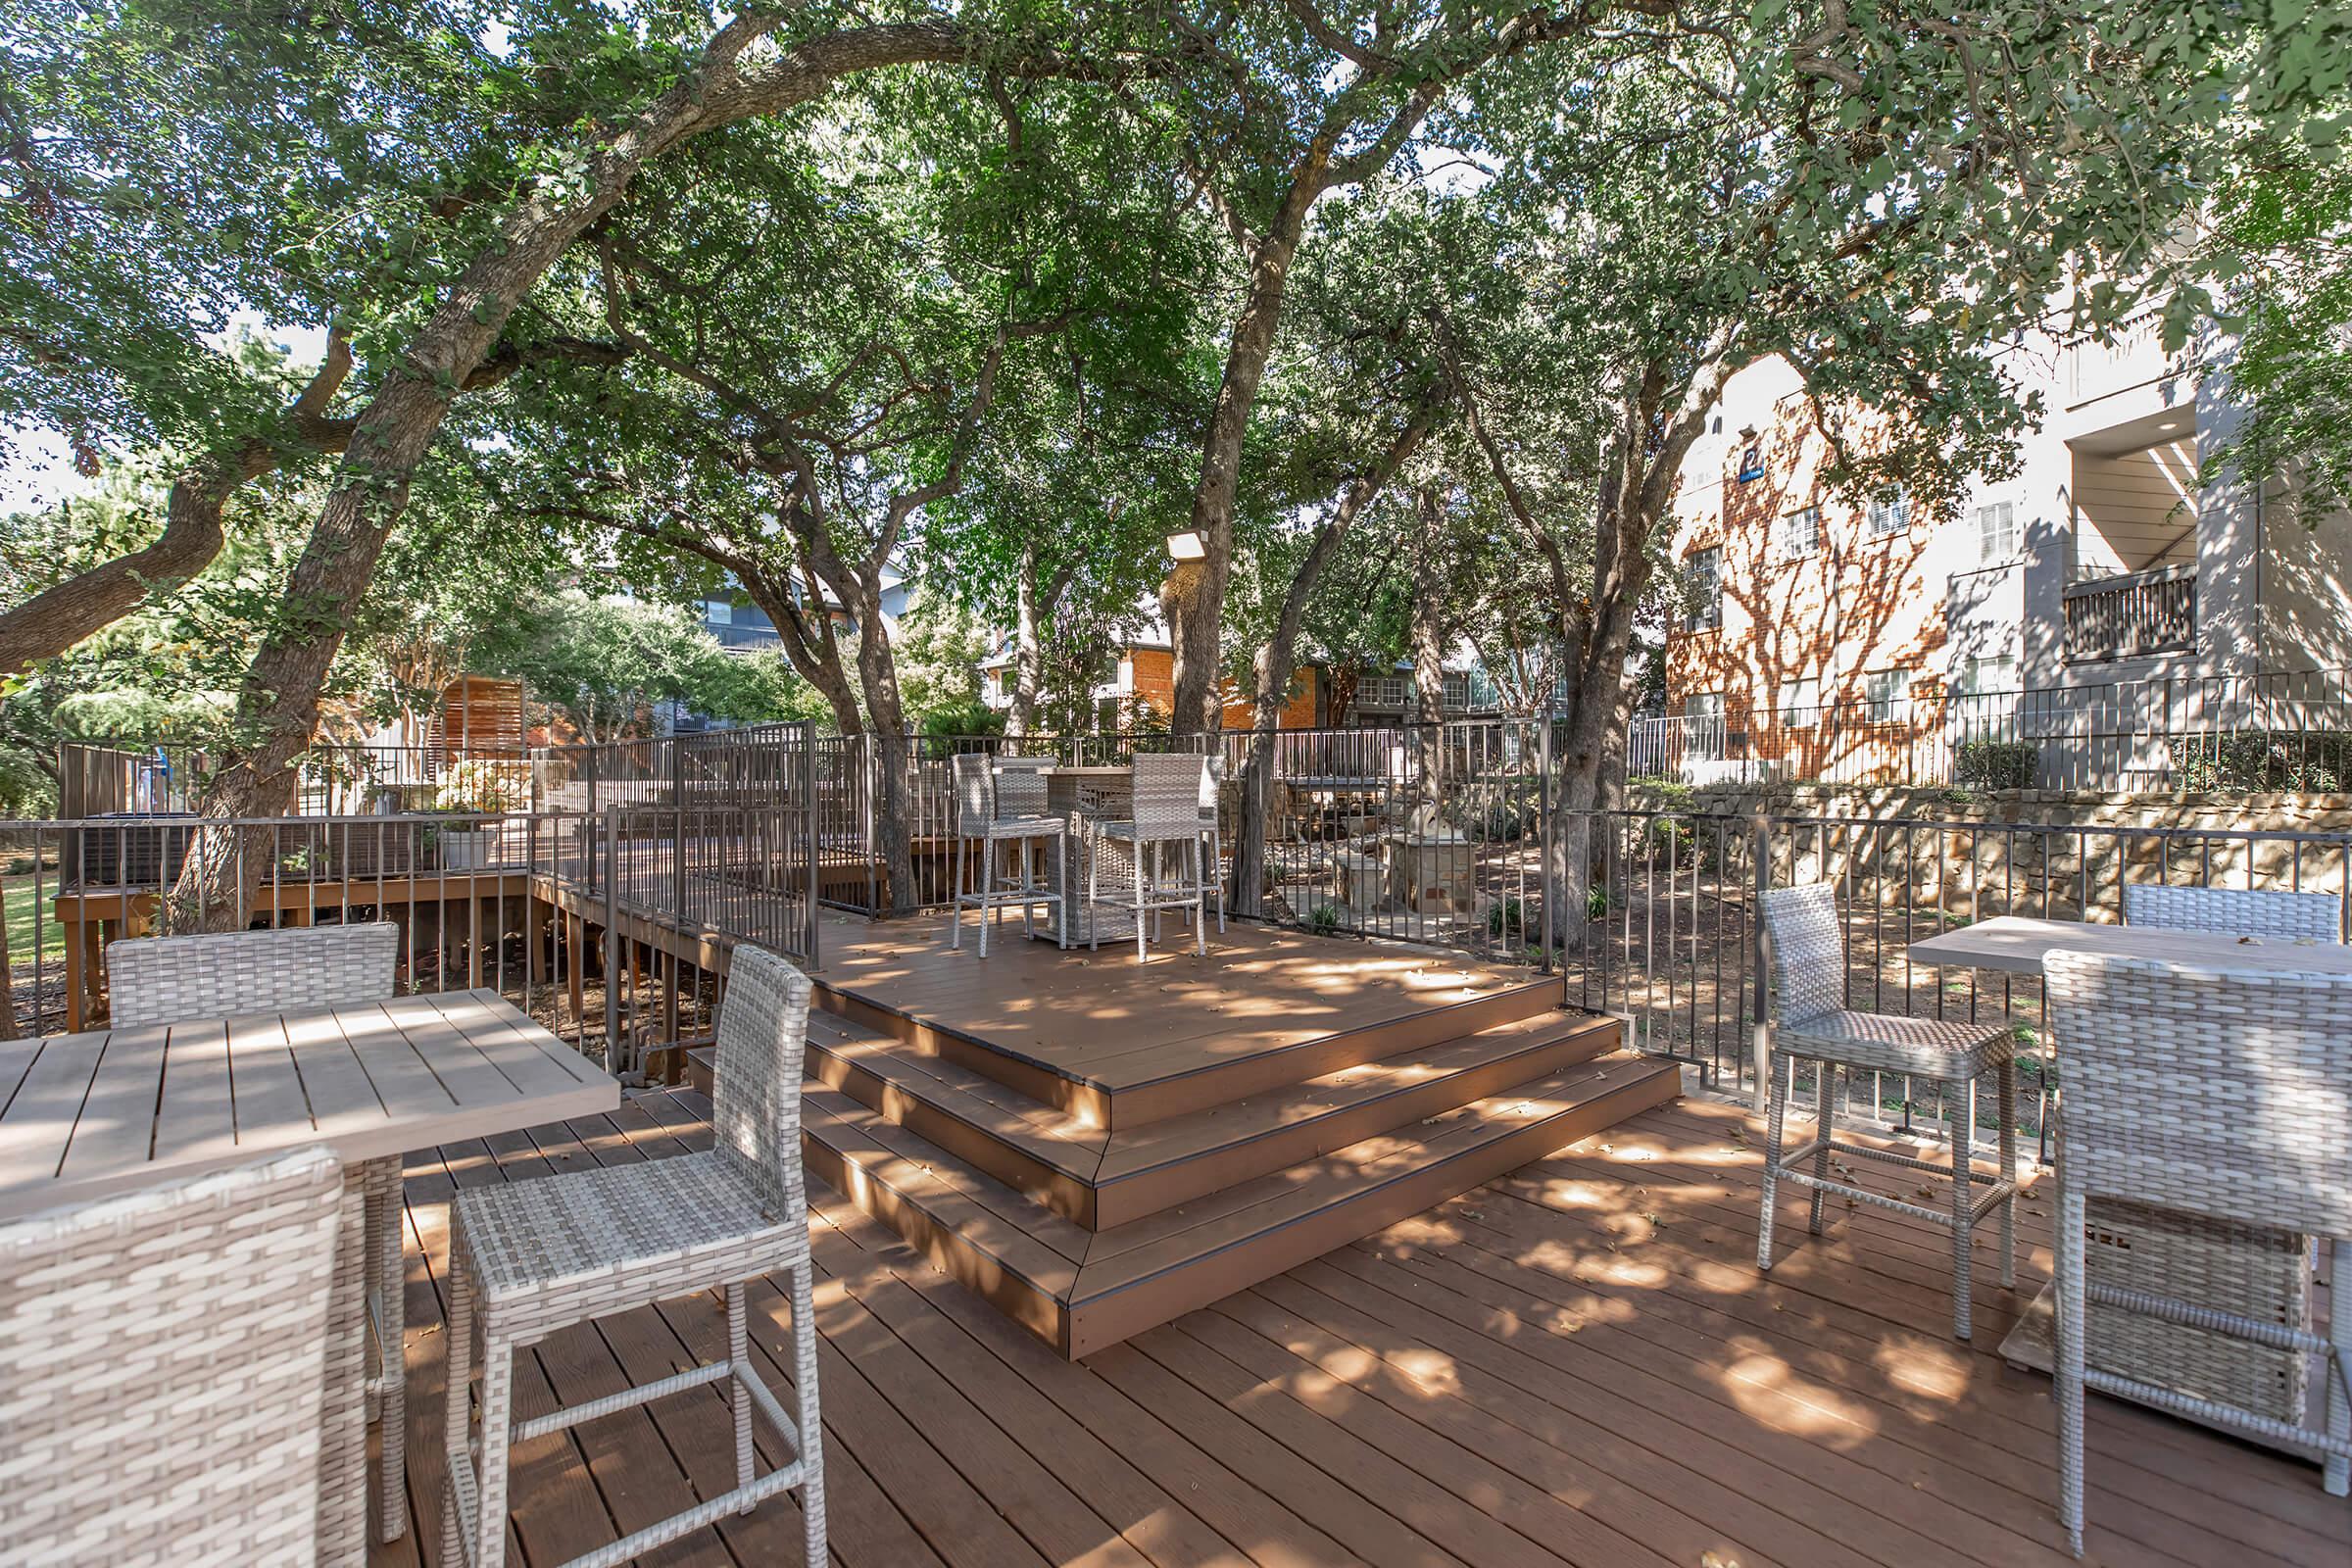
[1489,897,1526,939]
[1442,773,1541,842]
[918,701,1005,741]
[2172,729,2352,792]
[1953,740,2036,791]
[1307,904,1343,937]
[1588,881,1610,921]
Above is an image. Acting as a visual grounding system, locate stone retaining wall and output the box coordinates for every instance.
[1623,781,2352,911]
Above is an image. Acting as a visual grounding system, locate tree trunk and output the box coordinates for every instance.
[1168,225,1311,736]
[1230,403,1434,914]
[741,575,863,735]
[172,18,1060,930]
[1008,538,1043,738]
[1408,484,1449,833]
[844,584,919,913]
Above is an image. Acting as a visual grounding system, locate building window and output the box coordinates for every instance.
[1779,678,1821,727]
[1683,548,1722,631]
[1442,672,1470,710]
[1775,506,1822,562]
[1955,654,2019,697]
[1866,487,1911,537]
[1974,502,2019,564]
[1862,668,1916,723]
[1685,691,1724,759]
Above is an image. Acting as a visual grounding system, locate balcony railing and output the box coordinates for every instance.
[2064,563,2194,662]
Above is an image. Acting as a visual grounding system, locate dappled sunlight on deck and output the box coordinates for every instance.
[370,1087,2345,1568]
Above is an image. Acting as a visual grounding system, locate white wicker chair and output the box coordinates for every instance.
[107,920,403,1028]
[948,753,1067,956]
[1086,752,1213,960]
[440,944,824,1568]
[1757,883,2019,1340]
[1198,753,1227,935]
[2044,952,2352,1554]
[0,1148,345,1567]
[2124,884,2343,944]
[105,919,403,1554]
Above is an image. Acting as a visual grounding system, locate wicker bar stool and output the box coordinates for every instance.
[2044,952,2352,1554]
[1757,883,2019,1341]
[0,1148,345,1567]
[1199,753,1227,935]
[1086,751,1212,960]
[440,945,824,1568]
[107,920,402,1555]
[949,753,1067,956]
[2125,883,2343,943]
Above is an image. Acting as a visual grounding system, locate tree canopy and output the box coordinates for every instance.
[1,0,2345,925]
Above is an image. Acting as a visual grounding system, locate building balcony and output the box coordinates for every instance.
[2063,563,2196,663]
[707,617,784,652]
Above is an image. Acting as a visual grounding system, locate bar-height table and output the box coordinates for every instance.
[1032,763,1139,946]
[1906,914,2344,1452]
[0,988,618,1565]
[1905,913,2352,975]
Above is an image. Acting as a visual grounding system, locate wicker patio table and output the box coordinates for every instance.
[1907,914,2340,1455]
[0,989,618,1566]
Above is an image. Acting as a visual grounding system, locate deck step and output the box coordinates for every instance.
[1083,1008,1621,1228]
[806,1004,1621,1230]
[800,1046,1682,1359]
[811,965,1567,1129]
[803,1011,1109,1223]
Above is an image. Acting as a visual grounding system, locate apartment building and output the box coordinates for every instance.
[1656,315,2352,788]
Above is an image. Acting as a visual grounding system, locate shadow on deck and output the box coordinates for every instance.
[371,1089,2347,1568]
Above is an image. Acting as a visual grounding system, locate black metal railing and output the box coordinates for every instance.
[1631,664,2352,791]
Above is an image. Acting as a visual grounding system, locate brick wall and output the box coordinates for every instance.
[1668,396,1949,760]
[1123,647,1319,729]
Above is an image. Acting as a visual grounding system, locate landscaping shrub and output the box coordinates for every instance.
[1953,740,2037,790]
[2172,729,2352,791]
[1307,904,1343,937]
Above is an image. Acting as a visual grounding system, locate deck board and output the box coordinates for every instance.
[374,1090,2348,1568]
[816,915,1550,1096]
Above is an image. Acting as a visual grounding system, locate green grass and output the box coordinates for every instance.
[4,874,66,967]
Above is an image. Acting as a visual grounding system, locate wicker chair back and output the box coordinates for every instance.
[108,922,399,1028]
[710,945,816,1221]
[1761,883,1844,1028]
[0,1149,343,1565]
[993,756,1054,819]
[2046,951,2352,1238]
[1128,753,1211,842]
[2124,885,2342,944]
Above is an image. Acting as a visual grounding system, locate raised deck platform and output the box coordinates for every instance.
[711,913,1679,1358]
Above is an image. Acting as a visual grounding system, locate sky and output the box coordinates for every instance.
[1,318,332,513]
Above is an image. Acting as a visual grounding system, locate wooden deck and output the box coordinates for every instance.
[814,913,1561,1128]
[373,1090,2348,1568]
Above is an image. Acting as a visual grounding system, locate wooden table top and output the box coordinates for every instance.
[0,989,617,1219]
[1906,914,2352,976]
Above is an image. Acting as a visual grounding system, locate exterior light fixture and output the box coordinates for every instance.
[1166,529,1207,562]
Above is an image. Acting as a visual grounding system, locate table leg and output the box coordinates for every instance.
[318,1174,370,1567]
[364,1155,409,1542]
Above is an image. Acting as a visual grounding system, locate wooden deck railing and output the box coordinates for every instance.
[2064,563,2195,662]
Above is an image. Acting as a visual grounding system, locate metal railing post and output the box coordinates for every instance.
[603,804,622,1074]
[1750,812,1772,1113]
[1539,717,1556,985]
[804,721,822,965]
